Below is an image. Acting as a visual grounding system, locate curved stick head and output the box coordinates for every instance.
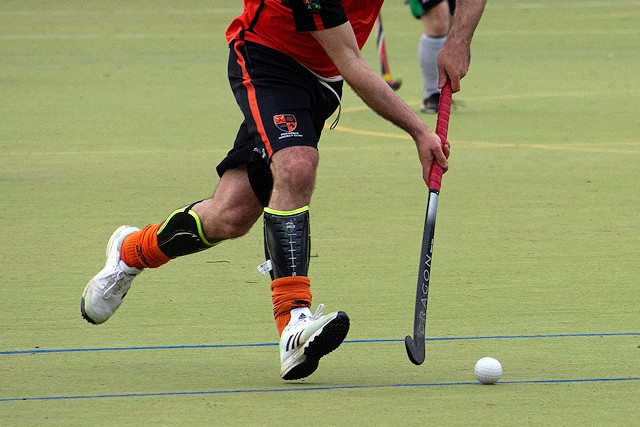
[404,335,425,365]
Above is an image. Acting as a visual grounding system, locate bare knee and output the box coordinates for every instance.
[269,146,318,209]
[422,3,452,37]
[193,168,264,241]
[274,152,317,194]
[205,201,259,239]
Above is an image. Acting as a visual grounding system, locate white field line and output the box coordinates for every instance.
[0,8,241,16]
[3,28,640,41]
[488,1,640,9]
[385,1,640,10]
[1,1,639,16]
[0,33,218,40]
[2,2,639,39]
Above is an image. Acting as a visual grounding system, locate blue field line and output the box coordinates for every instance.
[1,332,638,356]
[1,377,639,403]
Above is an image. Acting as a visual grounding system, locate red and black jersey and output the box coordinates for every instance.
[226,0,384,79]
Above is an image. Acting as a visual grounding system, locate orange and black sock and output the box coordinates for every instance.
[271,276,312,335]
[120,202,219,270]
[120,223,170,270]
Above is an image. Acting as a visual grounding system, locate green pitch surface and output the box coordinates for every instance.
[1,0,639,425]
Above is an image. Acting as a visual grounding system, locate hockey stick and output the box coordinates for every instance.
[404,81,452,365]
[375,14,402,91]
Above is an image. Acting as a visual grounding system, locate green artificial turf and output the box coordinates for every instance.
[1,0,638,425]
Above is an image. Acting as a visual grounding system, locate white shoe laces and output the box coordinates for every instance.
[103,270,131,299]
[310,304,324,321]
[291,304,325,327]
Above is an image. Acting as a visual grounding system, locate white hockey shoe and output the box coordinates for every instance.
[279,304,350,380]
[81,226,141,324]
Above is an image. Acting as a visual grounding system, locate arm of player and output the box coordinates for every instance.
[311,23,449,185]
[437,0,486,92]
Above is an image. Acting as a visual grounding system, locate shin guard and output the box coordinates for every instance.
[263,207,310,280]
[157,202,219,258]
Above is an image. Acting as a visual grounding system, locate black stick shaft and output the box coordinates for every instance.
[404,81,452,365]
[405,191,438,365]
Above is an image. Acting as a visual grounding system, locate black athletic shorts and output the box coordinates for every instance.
[424,0,455,13]
[409,0,455,18]
[217,41,343,206]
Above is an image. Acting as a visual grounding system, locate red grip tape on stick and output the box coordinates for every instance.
[427,81,452,191]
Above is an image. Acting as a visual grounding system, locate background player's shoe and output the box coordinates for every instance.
[81,226,141,324]
[420,92,440,114]
[279,304,350,380]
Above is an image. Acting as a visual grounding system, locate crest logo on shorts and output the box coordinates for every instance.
[304,0,321,12]
[273,114,297,132]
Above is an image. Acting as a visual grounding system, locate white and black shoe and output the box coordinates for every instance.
[81,226,141,324]
[279,304,350,380]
